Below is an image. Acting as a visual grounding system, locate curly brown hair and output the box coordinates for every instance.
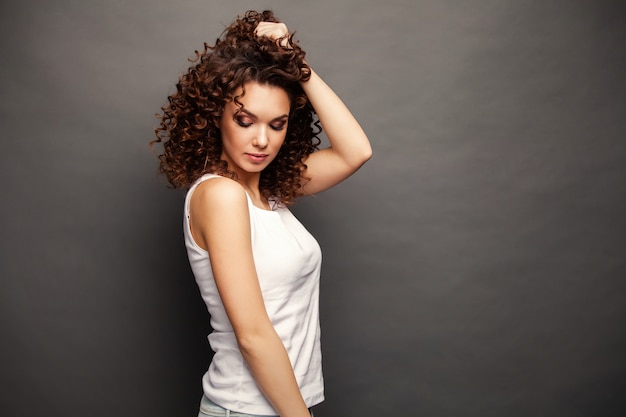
[151,10,321,205]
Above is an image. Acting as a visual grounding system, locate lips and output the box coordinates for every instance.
[245,153,269,163]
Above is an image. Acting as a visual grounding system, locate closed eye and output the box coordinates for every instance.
[270,116,288,131]
[270,122,287,131]
[235,115,253,127]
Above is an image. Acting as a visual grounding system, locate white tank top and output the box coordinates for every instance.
[183,173,324,414]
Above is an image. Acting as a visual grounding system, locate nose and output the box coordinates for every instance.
[253,126,269,149]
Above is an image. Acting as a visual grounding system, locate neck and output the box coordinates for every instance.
[228,168,268,209]
[239,176,271,210]
[235,171,261,193]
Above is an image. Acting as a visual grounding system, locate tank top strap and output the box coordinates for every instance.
[188,173,221,192]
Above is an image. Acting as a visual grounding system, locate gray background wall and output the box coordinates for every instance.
[1,0,625,416]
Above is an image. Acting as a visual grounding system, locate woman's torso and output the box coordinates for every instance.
[183,173,325,414]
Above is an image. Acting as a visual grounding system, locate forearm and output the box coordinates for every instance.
[238,328,311,417]
[301,68,372,166]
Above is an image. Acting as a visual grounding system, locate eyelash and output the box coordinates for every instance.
[235,118,286,131]
[271,123,286,131]
[235,118,252,128]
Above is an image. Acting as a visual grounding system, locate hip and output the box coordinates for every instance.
[198,394,314,417]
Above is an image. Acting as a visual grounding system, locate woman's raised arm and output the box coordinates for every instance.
[255,22,372,195]
[298,68,372,194]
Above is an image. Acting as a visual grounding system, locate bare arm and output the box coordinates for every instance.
[255,22,373,195]
[189,178,311,417]
[299,68,372,194]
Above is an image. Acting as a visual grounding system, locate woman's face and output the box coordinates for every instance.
[219,82,290,179]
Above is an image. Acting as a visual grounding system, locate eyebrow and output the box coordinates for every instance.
[237,108,289,122]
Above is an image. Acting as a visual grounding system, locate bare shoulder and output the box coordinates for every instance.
[189,177,250,250]
[191,176,247,213]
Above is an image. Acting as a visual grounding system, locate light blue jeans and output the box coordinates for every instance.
[198,394,314,417]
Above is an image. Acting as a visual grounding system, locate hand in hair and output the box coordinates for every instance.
[255,21,292,49]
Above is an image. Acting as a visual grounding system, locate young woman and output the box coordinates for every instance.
[152,10,371,417]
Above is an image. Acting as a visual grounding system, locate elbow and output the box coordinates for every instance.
[356,143,373,167]
[338,144,372,172]
[237,333,260,355]
[363,144,373,163]
[235,325,276,358]
[347,146,372,172]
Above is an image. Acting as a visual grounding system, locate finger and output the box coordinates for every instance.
[255,22,289,39]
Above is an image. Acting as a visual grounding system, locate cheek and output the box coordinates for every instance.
[279,128,290,145]
[220,123,241,147]
[274,133,287,150]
